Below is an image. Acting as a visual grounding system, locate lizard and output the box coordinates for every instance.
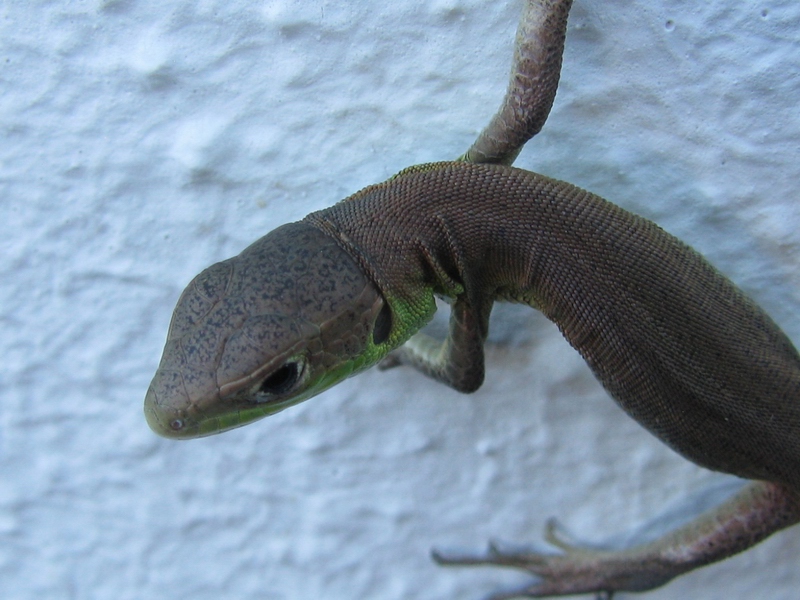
[144,0,800,597]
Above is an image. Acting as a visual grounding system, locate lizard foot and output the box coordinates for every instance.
[432,519,675,599]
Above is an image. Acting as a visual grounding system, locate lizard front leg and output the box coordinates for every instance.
[380,294,489,393]
[433,480,800,599]
[461,0,573,165]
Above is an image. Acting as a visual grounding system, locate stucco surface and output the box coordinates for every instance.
[2,1,799,598]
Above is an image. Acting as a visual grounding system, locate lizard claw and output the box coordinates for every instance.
[543,517,580,552]
[377,351,403,370]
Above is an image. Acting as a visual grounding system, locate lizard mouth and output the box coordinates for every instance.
[142,369,307,440]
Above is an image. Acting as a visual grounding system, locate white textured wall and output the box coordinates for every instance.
[3,0,800,598]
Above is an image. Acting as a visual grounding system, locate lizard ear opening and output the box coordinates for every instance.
[372,300,392,345]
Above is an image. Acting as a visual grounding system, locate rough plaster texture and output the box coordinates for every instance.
[2,0,800,598]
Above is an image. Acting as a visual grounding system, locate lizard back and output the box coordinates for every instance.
[307,161,800,490]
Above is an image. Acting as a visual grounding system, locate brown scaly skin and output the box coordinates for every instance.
[460,0,573,165]
[307,161,800,488]
[432,481,800,599]
[145,1,800,597]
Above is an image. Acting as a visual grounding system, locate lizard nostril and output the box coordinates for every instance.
[169,418,184,431]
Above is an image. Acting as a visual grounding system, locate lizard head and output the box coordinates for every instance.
[144,222,393,439]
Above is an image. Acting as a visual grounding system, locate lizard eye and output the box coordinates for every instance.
[257,361,303,398]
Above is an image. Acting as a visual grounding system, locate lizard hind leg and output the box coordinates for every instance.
[433,481,800,598]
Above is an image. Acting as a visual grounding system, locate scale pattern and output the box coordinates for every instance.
[307,161,800,490]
